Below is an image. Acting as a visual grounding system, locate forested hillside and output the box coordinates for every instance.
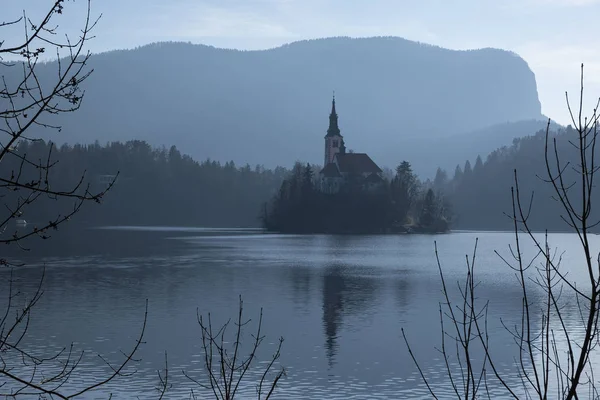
[9,127,590,233]
[404,119,560,177]
[24,37,544,176]
[4,140,287,228]
[437,125,599,231]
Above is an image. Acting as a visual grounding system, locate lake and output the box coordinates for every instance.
[1,227,598,399]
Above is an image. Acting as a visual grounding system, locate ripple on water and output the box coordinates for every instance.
[3,229,599,398]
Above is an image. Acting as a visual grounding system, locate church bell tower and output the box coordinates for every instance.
[324,94,345,166]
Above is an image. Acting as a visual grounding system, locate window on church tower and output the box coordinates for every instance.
[332,140,339,148]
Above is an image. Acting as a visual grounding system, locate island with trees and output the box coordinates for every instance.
[261,97,451,234]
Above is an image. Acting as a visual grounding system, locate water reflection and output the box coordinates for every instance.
[321,263,385,368]
[394,277,412,312]
[2,227,599,398]
[322,266,345,367]
[290,266,312,312]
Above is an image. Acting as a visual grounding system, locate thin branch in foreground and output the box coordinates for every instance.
[185,296,285,400]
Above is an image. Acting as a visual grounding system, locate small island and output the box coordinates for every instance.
[262,96,451,234]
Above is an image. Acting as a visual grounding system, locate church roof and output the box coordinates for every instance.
[335,153,382,174]
[365,172,384,183]
[320,162,342,178]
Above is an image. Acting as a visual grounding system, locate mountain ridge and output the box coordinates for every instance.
[31,36,544,176]
[105,36,529,57]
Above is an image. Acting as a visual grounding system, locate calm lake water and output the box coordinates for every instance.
[2,227,599,399]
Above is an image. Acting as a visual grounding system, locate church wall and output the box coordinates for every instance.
[324,136,342,165]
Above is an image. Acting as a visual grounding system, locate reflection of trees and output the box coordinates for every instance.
[394,275,412,312]
[290,267,312,311]
[321,264,381,368]
[4,226,181,259]
[322,266,346,368]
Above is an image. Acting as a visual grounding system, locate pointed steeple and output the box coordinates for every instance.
[331,91,337,115]
[326,93,341,137]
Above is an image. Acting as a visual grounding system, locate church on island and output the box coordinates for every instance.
[319,96,384,193]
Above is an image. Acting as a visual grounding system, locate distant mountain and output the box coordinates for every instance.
[410,119,562,177]
[31,37,544,176]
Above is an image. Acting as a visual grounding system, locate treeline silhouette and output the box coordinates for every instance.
[433,125,600,231]
[10,128,590,233]
[263,162,451,233]
[5,140,287,228]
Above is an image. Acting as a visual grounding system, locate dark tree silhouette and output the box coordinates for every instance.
[390,161,419,225]
[432,167,448,192]
[446,124,599,231]
[473,155,483,172]
[0,140,288,232]
[419,189,437,228]
[264,160,450,233]
[463,159,473,180]
[452,164,463,187]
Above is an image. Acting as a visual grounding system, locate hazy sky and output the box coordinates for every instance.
[5,0,600,126]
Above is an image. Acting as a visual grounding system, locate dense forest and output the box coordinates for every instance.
[7,125,591,233]
[4,140,287,228]
[434,125,600,231]
[263,161,451,234]
[5,139,450,234]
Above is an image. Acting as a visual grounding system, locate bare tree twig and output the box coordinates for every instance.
[185,296,285,400]
[404,65,600,399]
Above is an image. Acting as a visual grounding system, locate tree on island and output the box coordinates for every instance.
[418,189,436,227]
[390,161,419,226]
[263,160,451,234]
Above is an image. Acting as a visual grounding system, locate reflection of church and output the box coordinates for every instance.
[319,96,384,194]
[322,269,345,367]
[321,262,381,368]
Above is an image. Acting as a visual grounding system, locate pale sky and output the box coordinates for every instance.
[5,0,600,126]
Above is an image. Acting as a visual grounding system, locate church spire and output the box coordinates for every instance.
[326,92,341,137]
[331,91,337,115]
